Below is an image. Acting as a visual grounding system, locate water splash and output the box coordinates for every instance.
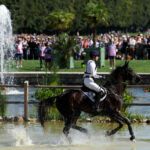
[0,5,15,84]
[11,128,33,146]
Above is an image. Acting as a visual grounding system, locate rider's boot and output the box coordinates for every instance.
[94,88,106,112]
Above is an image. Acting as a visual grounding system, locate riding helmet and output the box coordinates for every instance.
[90,50,99,58]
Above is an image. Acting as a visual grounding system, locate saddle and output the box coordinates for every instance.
[81,84,107,103]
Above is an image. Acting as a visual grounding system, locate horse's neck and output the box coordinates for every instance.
[114,76,126,95]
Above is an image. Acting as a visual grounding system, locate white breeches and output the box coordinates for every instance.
[84,78,101,92]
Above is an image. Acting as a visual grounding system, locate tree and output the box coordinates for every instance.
[54,33,77,68]
[46,11,75,34]
[84,1,108,47]
[131,0,150,31]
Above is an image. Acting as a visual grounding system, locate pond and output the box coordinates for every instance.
[1,88,150,150]
[4,88,150,117]
[0,122,150,150]
[128,88,150,117]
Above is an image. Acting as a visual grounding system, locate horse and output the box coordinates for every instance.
[38,61,141,143]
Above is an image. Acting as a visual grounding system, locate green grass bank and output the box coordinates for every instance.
[16,60,150,73]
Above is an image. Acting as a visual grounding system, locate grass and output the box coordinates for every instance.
[14,59,150,73]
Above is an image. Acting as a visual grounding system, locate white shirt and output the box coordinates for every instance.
[129,38,136,45]
[84,60,101,79]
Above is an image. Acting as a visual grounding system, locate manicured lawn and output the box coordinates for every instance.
[15,59,150,73]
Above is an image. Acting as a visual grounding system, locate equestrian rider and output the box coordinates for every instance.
[84,50,107,111]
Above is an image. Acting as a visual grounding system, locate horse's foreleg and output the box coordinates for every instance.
[106,117,123,136]
[72,125,88,133]
[71,110,88,134]
[63,117,72,143]
[116,112,135,142]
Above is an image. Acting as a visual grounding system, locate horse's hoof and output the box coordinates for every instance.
[130,136,136,143]
[132,139,136,143]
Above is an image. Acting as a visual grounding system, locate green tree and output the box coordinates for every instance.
[46,11,75,34]
[10,0,48,33]
[113,0,133,30]
[84,1,108,47]
[131,0,150,31]
[54,33,77,68]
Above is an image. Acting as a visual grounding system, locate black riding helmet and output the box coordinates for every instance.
[90,50,99,58]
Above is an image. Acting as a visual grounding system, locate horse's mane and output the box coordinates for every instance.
[104,66,123,87]
[110,66,123,79]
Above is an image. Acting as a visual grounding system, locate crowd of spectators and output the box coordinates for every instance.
[76,31,150,61]
[14,31,150,69]
[14,34,54,70]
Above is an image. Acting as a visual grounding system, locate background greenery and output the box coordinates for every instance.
[1,0,150,34]
[15,60,150,73]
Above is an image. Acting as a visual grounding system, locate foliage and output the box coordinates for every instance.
[1,0,150,33]
[123,112,144,122]
[33,64,64,120]
[0,88,7,117]
[53,33,78,68]
[121,90,133,112]
[34,64,64,100]
[83,1,108,47]
[46,11,75,34]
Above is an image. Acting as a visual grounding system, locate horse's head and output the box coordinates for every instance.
[110,61,141,84]
[121,61,141,83]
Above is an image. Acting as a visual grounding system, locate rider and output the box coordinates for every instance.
[83,50,107,111]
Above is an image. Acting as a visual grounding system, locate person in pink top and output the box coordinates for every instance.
[39,41,46,70]
[108,39,117,69]
[16,38,23,68]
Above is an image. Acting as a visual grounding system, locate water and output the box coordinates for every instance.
[0,122,149,150]
[0,5,15,84]
[128,88,150,116]
[5,88,37,117]
[3,88,150,117]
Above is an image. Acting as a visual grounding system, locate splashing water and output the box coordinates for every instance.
[11,128,33,146]
[0,5,15,84]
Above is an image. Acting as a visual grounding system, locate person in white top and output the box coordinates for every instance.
[84,50,107,111]
[129,36,136,59]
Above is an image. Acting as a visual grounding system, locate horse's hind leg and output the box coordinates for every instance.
[72,111,88,133]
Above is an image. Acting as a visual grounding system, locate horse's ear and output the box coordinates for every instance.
[124,61,129,68]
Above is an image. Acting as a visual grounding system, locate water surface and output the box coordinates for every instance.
[0,122,150,150]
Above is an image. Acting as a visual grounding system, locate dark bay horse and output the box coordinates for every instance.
[38,61,141,142]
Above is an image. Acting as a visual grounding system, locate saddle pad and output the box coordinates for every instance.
[82,91,96,102]
[81,90,107,102]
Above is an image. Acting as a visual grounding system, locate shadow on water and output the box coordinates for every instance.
[0,122,149,150]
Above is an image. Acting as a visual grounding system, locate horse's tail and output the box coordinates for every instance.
[38,96,58,127]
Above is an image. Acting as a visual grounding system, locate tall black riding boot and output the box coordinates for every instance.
[94,92,103,112]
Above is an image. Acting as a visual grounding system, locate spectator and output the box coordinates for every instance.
[129,36,136,59]
[108,39,117,69]
[28,37,37,59]
[16,38,23,68]
[44,43,53,71]
[22,37,28,59]
[39,41,46,70]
